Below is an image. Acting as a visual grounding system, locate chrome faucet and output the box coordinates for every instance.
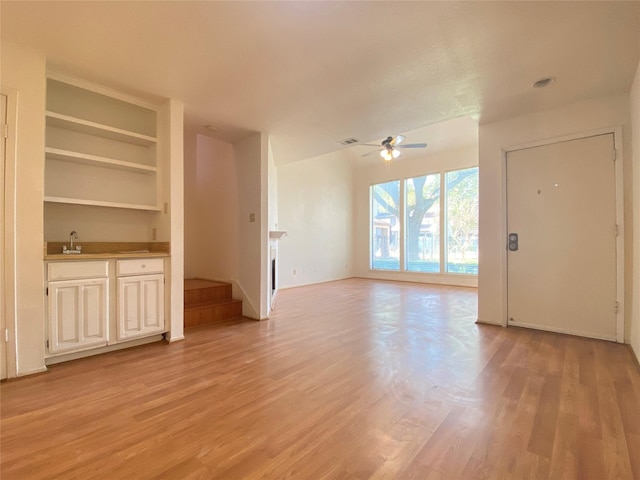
[69,230,78,250]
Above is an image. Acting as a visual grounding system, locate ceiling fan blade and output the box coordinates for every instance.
[361,149,380,157]
[398,143,427,149]
[358,143,382,147]
[390,135,405,146]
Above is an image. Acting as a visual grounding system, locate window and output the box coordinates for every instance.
[405,173,440,273]
[371,180,400,270]
[445,167,479,274]
[370,167,478,275]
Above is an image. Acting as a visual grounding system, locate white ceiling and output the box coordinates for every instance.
[2,1,639,165]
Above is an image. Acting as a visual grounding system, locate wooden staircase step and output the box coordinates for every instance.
[185,298,242,311]
[184,278,232,307]
[184,300,243,328]
[184,278,243,328]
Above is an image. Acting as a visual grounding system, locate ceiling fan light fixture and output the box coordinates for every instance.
[362,134,425,161]
[380,148,400,161]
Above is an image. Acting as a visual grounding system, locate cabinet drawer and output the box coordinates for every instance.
[48,261,109,281]
[117,258,164,276]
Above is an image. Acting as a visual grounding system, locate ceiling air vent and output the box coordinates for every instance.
[339,137,360,146]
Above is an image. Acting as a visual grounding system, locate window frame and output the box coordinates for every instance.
[369,179,402,271]
[369,165,479,277]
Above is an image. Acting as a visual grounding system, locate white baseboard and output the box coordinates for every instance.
[508,321,617,342]
[45,335,164,365]
[476,318,502,326]
[16,366,48,377]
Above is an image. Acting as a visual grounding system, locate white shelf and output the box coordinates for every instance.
[46,111,157,146]
[44,196,161,212]
[45,147,157,174]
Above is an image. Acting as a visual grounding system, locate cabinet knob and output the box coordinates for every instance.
[141,264,146,268]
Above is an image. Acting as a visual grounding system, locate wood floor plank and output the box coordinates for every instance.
[1,278,639,479]
[527,375,561,459]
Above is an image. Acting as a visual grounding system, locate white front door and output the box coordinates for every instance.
[506,134,619,341]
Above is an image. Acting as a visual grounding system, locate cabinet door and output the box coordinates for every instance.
[141,275,164,332]
[49,279,109,354]
[117,274,164,340]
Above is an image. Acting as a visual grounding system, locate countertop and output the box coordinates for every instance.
[45,252,169,260]
[44,241,170,260]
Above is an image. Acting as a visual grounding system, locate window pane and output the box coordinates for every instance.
[445,167,479,274]
[371,180,400,270]
[405,174,440,272]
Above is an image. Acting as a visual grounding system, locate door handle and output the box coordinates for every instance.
[508,233,518,251]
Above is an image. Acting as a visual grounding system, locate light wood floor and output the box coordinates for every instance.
[2,279,639,479]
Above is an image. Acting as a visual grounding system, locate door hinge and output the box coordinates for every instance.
[612,148,617,162]
[45,287,49,296]
[46,339,49,349]
[4,328,8,343]
[615,302,619,314]
[2,124,7,139]
[615,224,620,237]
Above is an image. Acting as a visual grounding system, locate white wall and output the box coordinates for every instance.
[183,128,198,277]
[44,204,152,241]
[630,59,640,360]
[353,146,479,287]
[183,133,239,282]
[267,140,279,306]
[1,42,47,376]
[235,133,269,319]
[477,95,633,338]
[277,150,354,288]
[268,140,278,232]
[162,98,185,342]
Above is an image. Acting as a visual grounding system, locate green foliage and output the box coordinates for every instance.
[446,168,479,259]
[372,167,478,264]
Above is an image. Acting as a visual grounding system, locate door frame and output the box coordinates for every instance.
[502,126,624,343]
[2,88,18,377]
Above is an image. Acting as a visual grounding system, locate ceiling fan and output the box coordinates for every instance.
[361,135,427,161]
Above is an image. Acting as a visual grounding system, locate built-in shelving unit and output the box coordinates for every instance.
[40,72,179,367]
[44,76,159,211]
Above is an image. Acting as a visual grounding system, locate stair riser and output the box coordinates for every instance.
[184,285,232,306]
[184,302,243,328]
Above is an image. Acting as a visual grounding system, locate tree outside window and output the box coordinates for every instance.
[370,167,478,275]
[371,180,400,270]
[445,167,478,274]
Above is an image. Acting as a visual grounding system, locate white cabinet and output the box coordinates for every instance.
[47,263,109,354]
[117,260,165,341]
[44,75,160,211]
[46,258,166,358]
[117,274,164,340]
